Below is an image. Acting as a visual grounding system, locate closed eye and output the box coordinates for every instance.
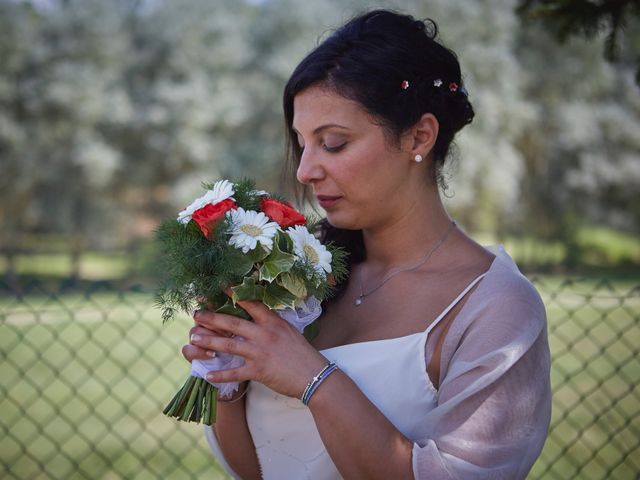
[323,143,347,153]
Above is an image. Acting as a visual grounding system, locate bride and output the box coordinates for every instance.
[183,9,551,479]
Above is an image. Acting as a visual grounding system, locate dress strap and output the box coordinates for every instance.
[424,272,487,335]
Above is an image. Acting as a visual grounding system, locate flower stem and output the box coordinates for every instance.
[209,386,218,425]
[164,375,194,417]
[180,377,203,421]
[203,385,212,425]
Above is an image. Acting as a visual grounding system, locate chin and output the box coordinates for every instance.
[323,212,361,231]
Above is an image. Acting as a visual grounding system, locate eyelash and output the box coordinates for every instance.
[299,143,346,153]
[324,143,346,153]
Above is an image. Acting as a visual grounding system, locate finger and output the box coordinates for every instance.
[194,309,260,337]
[232,298,274,325]
[190,325,232,341]
[206,366,249,384]
[223,287,273,324]
[191,322,235,339]
[182,344,216,362]
[189,325,222,339]
[190,334,257,359]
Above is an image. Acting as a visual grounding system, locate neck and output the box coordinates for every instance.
[361,186,453,271]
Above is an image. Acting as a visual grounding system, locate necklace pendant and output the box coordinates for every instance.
[354,297,363,306]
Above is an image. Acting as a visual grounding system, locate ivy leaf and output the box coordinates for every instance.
[228,249,256,277]
[247,244,269,263]
[259,241,296,283]
[231,277,266,303]
[215,298,251,320]
[277,230,294,253]
[263,282,298,310]
[277,272,307,299]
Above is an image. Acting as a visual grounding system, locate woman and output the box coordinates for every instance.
[183,9,551,479]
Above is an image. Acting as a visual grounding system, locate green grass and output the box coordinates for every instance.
[0,291,230,480]
[1,276,639,479]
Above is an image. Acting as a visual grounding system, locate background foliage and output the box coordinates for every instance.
[1,0,638,270]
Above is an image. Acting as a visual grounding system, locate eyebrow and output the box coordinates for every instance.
[292,123,351,136]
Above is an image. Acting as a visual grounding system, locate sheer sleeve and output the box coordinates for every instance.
[412,261,552,480]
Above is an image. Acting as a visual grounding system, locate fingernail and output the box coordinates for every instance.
[207,350,216,357]
[192,309,199,319]
[206,373,215,381]
[191,334,201,342]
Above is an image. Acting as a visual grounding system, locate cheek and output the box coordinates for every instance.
[341,141,392,186]
[351,150,405,197]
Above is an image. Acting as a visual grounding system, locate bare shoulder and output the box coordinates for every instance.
[440,230,544,316]
[440,228,496,279]
[456,243,547,334]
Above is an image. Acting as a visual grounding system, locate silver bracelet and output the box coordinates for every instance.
[301,362,339,406]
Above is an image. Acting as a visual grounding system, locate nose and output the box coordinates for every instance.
[296,148,324,185]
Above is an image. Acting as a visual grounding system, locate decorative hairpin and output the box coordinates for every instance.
[401,80,410,90]
[433,78,468,96]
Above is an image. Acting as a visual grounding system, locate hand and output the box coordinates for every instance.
[181,323,231,363]
[190,298,327,399]
[182,295,235,363]
[183,320,249,402]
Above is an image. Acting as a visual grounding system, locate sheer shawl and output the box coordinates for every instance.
[412,246,551,479]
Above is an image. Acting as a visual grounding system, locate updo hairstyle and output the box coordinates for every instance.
[282,9,474,272]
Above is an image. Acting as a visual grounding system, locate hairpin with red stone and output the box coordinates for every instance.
[433,78,468,96]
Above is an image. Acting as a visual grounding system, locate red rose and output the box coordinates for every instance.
[260,198,306,228]
[192,199,237,239]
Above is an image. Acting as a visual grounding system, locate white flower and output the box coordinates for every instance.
[286,225,332,276]
[227,208,279,253]
[177,180,235,224]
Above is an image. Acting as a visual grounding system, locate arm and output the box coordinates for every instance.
[212,385,261,480]
[306,368,415,478]
[289,288,550,479]
[192,307,417,479]
[191,286,551,480]
[184,326,261,479]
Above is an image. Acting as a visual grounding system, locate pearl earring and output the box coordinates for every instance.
[414,154,423,163]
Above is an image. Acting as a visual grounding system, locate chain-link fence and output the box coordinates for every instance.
[1,276,639,479]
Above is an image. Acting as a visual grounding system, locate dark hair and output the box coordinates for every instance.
[282,9,474,286]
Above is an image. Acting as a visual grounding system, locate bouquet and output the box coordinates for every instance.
[155,179,347,425]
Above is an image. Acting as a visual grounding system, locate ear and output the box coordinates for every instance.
[402,113,439,159]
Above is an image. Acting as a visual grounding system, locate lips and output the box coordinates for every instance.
[316,195,341,209]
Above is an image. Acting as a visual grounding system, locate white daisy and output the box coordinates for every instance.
[177,179,235,224]
[227,208,280,253]
[286,225,332,276]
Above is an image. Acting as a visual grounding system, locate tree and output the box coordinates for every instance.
[517,0,640,85]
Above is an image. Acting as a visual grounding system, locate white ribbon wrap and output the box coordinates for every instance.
[191,296,322,398]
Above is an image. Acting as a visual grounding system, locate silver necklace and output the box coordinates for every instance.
[354,221,456,306]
